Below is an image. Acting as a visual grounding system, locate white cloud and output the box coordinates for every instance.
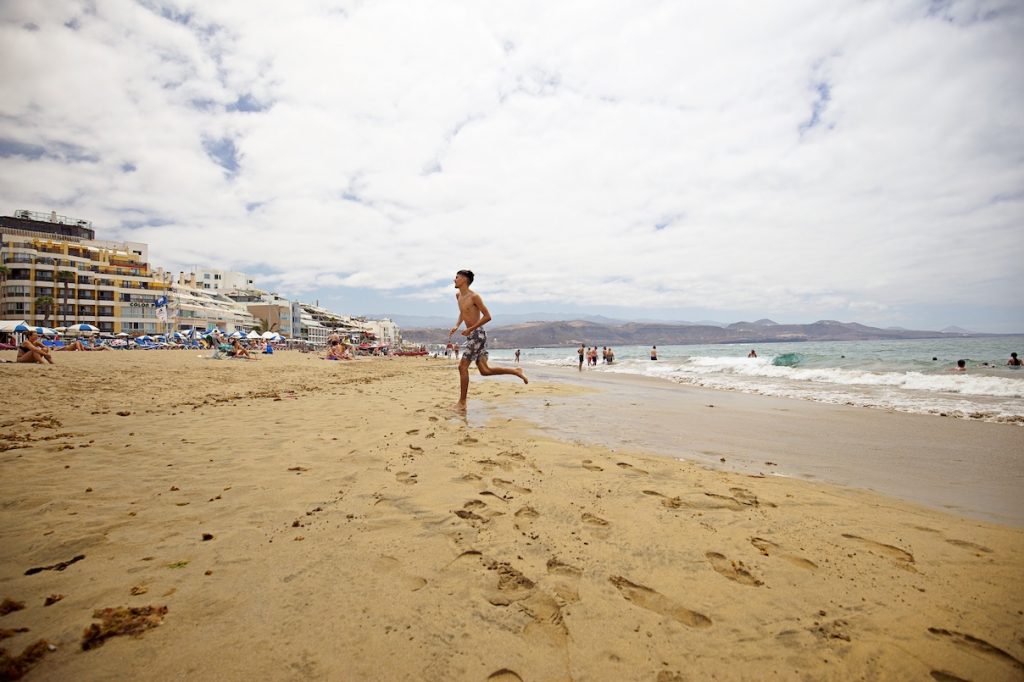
[1,0,1021,330]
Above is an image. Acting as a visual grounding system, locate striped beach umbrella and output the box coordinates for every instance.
[14,323,58,336]
[66,323,100,334]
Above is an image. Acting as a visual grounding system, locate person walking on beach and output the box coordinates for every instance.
[650,345,658,361]
[578,344,585,371]
[449,270,527,411]
[515,349,520,364]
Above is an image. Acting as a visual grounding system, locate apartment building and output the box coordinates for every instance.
[0,210,169,334]
[228,290,296,338]
[189,268,255,293]
[160,270,258,333]
[1,210,400,343]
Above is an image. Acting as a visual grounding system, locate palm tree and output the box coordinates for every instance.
[34,295,56,327]
[56,270,76,327]
[254,318,278,334]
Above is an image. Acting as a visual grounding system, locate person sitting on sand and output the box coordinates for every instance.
[18,331,54,364]
[230,338,251,359]
[449,269,527,411]
[1008,352,1022,367]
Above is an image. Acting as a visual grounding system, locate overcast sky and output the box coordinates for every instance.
[1,0,1022,332]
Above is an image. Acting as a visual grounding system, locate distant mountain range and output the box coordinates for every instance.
[399,318,996,349]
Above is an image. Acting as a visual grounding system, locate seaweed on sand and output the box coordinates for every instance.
[81,605,168,651]
[0,640,50,680]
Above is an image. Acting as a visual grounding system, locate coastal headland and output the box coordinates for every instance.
[403,318,994,349]
[1,352,1021,680]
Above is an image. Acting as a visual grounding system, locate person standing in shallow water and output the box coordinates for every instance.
[650,345,658,361]
[449,270,527,411]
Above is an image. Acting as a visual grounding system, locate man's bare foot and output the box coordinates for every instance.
[452,402,467,412]
[515,369,528,384]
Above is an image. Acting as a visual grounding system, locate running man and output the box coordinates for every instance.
[449,269,527,411]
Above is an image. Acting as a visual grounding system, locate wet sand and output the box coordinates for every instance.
[1,351,1022,681]
[497,365,1024,526]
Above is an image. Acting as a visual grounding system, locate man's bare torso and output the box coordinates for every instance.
[457,289,484,328]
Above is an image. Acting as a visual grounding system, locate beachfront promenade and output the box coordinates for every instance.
[1,351,1021,680]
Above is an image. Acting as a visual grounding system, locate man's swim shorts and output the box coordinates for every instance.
[462,328,488,362]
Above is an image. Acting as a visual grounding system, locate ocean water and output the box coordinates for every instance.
[486,337,1024,423]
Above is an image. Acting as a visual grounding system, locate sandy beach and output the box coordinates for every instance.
[1,351,1022,681]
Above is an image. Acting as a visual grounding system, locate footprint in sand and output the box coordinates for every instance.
[479,558,568,645]
[705,552,763,586]
[944,538,993,554]
[581,460,604,472]
[520,590,568,646]
[395,471,418,485]
[487,670,523,682]
[661,493,745,512]
[927,628,1024,674]
[454,509,487,525]
[581,512,609,527]
[616,462,649,474]
[547,558,582,604]
[841,533,916,570]
[491,478,531,494]
[513,505,540,538]
[476,458,513,472]
[483,559,535,605]
[372,555,428,591]
[729,487,775,508]
[609,576,712,628]
[750,537,818,570]
[464,499,505,522]
[547,558,583,579]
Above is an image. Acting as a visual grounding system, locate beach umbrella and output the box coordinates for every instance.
[261,331,276,339]
[14,324,58,336]
[115,332,129,337]
[66,323,100,334]
[246,330,261,339]
[229,330,244,339]
[172,331,186,340]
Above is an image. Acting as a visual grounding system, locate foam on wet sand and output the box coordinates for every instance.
[0,351,1021,680]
